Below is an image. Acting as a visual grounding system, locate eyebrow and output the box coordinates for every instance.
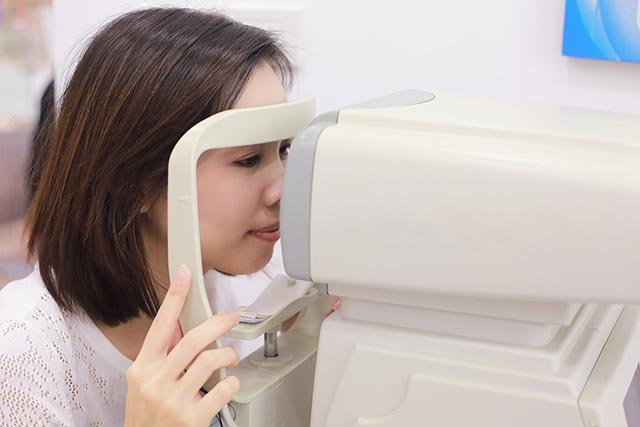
[200,140,291,164]
[233,140,289,151]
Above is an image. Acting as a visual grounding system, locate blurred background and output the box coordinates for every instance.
[0,0,51,286]
[1,0,640,287]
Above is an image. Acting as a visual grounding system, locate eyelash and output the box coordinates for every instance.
[234,141,292,168]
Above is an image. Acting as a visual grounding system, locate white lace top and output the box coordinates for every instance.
[0,243,285,427]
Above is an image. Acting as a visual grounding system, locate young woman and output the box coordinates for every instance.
[0,8,295,426]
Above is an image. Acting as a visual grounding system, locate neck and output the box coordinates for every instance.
[96,315,153,361]
[96,218,171,361]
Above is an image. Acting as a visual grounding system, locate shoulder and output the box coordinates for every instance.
[0,272,77,426]
[0,269,79,377]
[0,269,67,337]
[0,270,128,426]
[0,269,71,362]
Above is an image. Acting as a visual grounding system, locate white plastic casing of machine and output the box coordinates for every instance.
[280,91,640,426]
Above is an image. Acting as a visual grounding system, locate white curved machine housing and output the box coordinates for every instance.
[281,91,640,427]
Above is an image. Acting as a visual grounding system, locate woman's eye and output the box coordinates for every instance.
[234,154,261,168]
[279,143,291,158]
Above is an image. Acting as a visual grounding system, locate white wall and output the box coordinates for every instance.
[53,0,640,115]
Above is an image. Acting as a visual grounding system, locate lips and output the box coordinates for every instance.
[249,222,280,243]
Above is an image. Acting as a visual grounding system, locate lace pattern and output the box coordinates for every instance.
[0,243,284,426]
[0,274,127,427]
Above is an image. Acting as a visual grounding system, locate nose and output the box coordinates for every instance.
[262,158,284,207]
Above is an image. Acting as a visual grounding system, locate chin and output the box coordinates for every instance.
[208,246,274,275]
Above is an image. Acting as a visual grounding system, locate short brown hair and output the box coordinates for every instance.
[26,8,292,326]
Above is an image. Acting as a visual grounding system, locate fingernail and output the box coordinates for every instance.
[227,311,240,323]
[176,264,188,282]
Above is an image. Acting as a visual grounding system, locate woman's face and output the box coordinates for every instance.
[195,63,289,274]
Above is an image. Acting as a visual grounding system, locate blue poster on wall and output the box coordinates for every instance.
[563,0,640,62]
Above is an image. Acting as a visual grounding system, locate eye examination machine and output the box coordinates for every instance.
[167,90,640,426]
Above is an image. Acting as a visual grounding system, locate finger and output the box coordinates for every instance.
[178,347,239,396]
[167,322,184,354]
[164,311,240,378]
[139,265,191,359]
[194,375,240,424]
[281,312,299,332]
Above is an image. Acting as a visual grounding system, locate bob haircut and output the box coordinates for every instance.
[26,7,293,326]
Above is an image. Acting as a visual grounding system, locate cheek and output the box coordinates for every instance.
[196,177,264,267]
[198,184,255,232]
[195,172,272,273]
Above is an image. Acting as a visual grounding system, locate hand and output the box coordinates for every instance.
[281,296,340,332]
[124,265,241,427]
[281,313,299,332]
[327,297,341,317]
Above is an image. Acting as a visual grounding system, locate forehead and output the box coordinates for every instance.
[234,62,287,109]
[198,63,288,165]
